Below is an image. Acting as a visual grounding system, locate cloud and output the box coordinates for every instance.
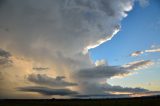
[0,48,12,67]
[1,0,157,99]
[0,48,11,58]
[138,0,149,7]
[130,51,144,57]
[102,84,149,93]
[95,59,106,66]
[122,60,154,70]
[0,0,133,57]
[75,59,154,95]
[32,67,49,71]
[72,83,150,98]
[130,47,160,57]
[74,91,160,98]
[28,74,78,87]
[145,48,160,53]
[17,86,78,96]
[76,66,129,79]
[131,91,160,97]
[74,93,129,98]
[77,60,153,80]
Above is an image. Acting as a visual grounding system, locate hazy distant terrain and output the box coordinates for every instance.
[0,96,160,106]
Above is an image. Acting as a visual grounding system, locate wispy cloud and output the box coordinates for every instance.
[130,51,144,57]
[122,60,154,71]
[145,48,160,53]
[130,48,160,57]
[138,0,149,7]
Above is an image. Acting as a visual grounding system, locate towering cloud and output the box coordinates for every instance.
[0,0,133,57]
[1,0,158,99]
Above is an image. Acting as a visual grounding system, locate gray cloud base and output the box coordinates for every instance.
[28,74,78,87]
[18,86,78,96]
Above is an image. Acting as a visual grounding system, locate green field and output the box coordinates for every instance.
[0,96,160,106]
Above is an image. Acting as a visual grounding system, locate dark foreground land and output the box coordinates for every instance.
[0,96,160,106]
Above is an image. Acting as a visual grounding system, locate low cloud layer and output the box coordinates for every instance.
[28,74,78,87]
[77,60,153,80]
[77,66,128,79]
[18,86,78,96]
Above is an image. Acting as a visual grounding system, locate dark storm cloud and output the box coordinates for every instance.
[0,48,12,67]
[0,58,12,66]
[73,84,150,98]
[0,48,11,58]
[74,94,129,98]
[28,74,78,87]
[0,0,133,57]
[76,59,153,81]
[0,0,5,7]
[17,86,78,96]
[77,66,128,79]
[102,84,149,93]
[77,81,149,95]
[75,61,153,95]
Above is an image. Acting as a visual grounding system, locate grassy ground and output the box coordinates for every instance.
[0,96,160,106]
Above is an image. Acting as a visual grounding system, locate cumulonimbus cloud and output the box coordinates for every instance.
[0,0,159,99]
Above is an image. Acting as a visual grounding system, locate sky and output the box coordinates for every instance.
[90,0,160,91]
[0,0,160,99]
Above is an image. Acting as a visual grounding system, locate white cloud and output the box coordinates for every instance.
[122,60,154,71]
[138,0,149,7]
[130,47,160,57]
[95,59,107,66]
[130,51,144,57]
[145,48,160,53]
